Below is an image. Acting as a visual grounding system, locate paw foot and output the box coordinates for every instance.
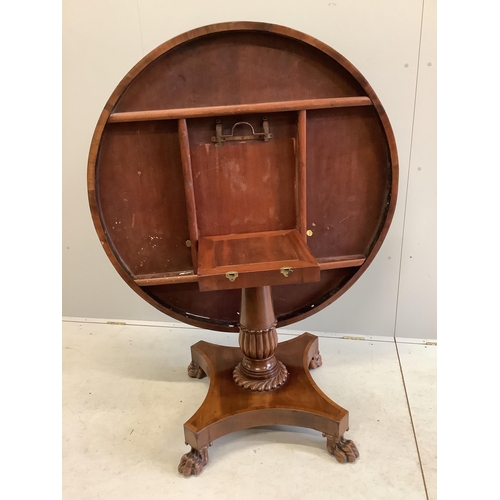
[187,361,206,379]
[324,434,359,463]
[309,351,323,369]
[178,446,209,476]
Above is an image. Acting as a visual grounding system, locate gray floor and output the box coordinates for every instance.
[62,320,436,500]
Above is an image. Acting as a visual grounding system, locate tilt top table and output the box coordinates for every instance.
[88,22,398,476]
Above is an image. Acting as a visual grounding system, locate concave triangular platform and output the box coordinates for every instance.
[178,333,359,476]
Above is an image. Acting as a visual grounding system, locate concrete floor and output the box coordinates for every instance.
[62,319,436,499]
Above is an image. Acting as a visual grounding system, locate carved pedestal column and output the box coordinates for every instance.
[233,286,288,391]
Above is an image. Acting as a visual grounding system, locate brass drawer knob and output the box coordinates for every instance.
[225,271,239,282]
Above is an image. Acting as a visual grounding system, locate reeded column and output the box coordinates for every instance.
[233,286,288,391]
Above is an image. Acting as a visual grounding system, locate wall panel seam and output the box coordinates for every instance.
[393,0,426,340]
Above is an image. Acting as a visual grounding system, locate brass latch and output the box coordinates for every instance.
[225,271,239,282]
[280,267,294,278]
[211,118,273,146]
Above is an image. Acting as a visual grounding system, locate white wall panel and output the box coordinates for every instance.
[62,0,166,321]
[394,0,437,339]
[62,0,436,339]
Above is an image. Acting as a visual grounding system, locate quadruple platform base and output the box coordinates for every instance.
[179,333,359,476]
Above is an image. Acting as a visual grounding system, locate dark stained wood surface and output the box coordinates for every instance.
[88,22,398,331]
[96,120,193,277]
[112,30,366,112]
[305,106,391,259]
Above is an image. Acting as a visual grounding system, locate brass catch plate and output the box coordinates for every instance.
[225,271,239,282]
[280,267,294,278]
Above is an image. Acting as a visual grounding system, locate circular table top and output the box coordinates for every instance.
[88,22,398,332]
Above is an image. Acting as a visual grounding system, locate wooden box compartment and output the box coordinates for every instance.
[197,229,320,291]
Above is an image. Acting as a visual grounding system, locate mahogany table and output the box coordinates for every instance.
[88,22,398,476]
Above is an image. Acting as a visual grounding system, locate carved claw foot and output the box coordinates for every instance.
[187,361,206,379]
[178,445,210,476]
[324,434,359,463]
[309,351,323,369]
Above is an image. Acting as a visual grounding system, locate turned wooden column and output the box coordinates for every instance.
[233,286,288,391]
